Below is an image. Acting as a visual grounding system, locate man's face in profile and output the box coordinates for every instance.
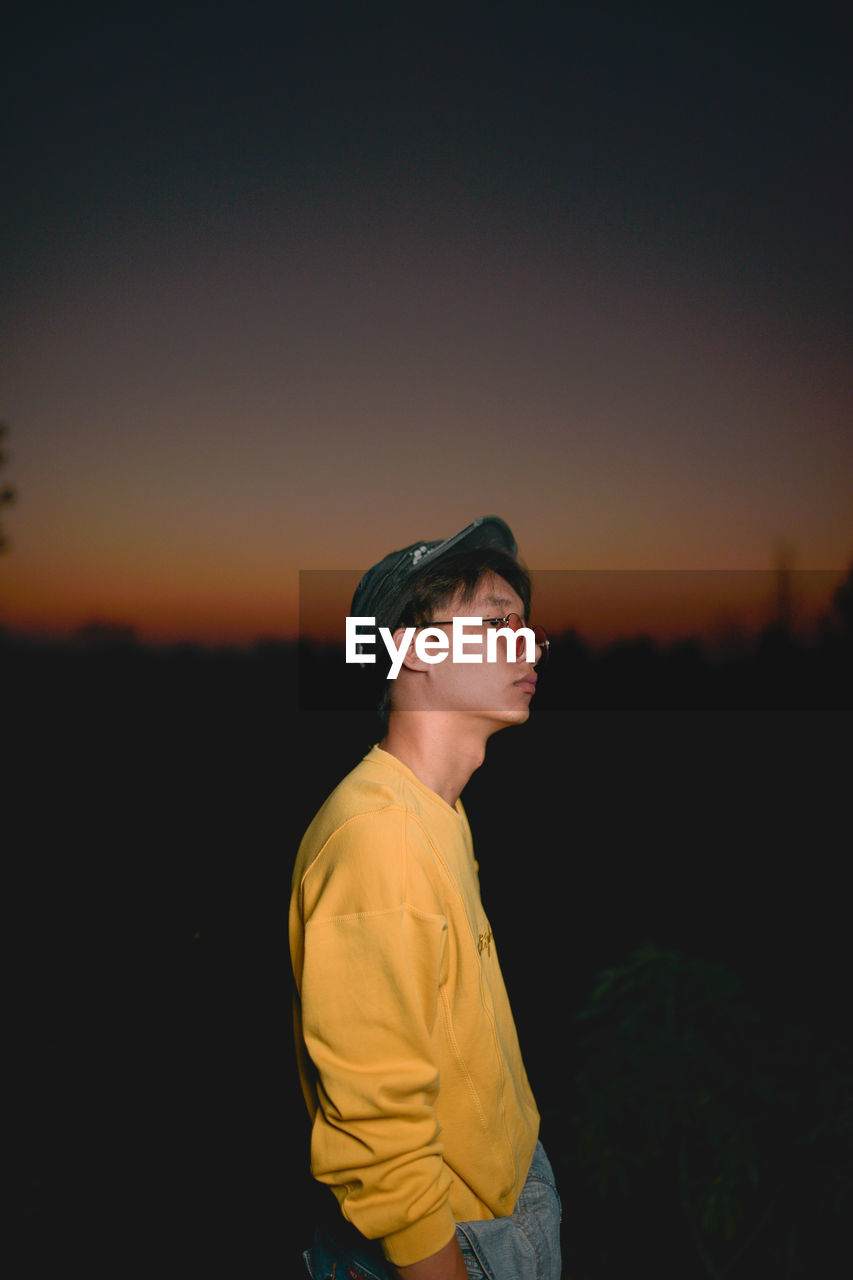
[416,572,540,729]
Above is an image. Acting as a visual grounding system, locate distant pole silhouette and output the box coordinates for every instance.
[772,539,795,631]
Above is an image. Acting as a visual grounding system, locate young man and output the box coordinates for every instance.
[290,516,561,1280]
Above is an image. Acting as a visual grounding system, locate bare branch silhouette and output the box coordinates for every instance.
[0,420,17,554]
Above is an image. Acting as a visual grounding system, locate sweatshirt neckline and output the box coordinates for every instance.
[369,745,466,820]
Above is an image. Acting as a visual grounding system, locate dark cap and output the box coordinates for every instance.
[351,515,518,633]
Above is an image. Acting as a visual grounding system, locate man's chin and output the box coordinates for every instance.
[489,703,532,731]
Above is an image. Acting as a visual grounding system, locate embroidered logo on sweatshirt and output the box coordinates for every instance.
[478,927,493,956]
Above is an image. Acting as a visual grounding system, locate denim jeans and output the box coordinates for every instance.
[302,1141,562,1280]
[454,1143,561,1280]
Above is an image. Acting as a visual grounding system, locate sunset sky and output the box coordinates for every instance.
[2,2,850,646]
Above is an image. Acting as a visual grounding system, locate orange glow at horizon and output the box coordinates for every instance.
[3,545,848,649]
[296,569,847,653]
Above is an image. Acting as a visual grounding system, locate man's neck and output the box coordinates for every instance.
[380,711,492,808]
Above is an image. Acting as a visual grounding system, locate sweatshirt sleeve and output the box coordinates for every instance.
[297,808,457,1267]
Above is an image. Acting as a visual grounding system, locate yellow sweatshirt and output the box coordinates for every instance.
[289,745,540,1268]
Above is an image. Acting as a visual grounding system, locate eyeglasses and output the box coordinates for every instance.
[425,613,550,667]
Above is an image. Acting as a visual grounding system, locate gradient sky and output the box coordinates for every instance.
[2,2,851,644]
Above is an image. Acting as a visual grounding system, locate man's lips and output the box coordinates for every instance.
[514,673,538,692]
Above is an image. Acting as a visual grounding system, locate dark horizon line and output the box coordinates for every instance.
[2,615,850,660]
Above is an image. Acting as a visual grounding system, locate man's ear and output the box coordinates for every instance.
[391,626,428,674]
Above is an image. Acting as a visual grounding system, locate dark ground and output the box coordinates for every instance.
[8,627,851,1278]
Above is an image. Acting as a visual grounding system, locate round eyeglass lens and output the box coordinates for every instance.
[506,614,549,666]
[532,624,549,667]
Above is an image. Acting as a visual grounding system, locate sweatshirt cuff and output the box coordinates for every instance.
[381,1200,458,1268]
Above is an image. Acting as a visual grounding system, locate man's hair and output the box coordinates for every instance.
[376,547,532,726]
